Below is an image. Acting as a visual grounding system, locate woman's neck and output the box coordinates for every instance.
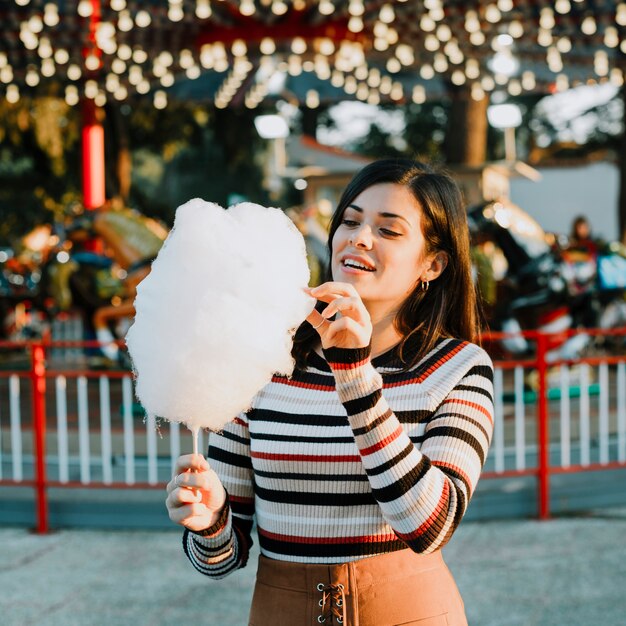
[368,309,402,359]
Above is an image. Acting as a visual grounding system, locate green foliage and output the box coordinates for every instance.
[0,97,81,245]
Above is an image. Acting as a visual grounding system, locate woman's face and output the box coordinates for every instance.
[331,182,442,318]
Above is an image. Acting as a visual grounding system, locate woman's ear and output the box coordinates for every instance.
[422,251,448,281]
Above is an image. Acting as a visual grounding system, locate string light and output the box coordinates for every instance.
[1,0,623,110]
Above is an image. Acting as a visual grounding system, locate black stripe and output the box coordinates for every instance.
[209,446,253,469]
[395,409,433,424]
[405,499,450,553]
[455,383,493,403]
[466,364,493,381]
[422,426,485,465]
[252,432,355,444]
[371,454,430,502]
[343,388,382,416]
[253,484,377,507]
[252,409,348,427]
[366,443,414,476]
[254,469,369,482]
[216,430,249,447]
[428,412,491,442]
[352,407,393,436]
[432,463,472,496]
[259,535,408,558]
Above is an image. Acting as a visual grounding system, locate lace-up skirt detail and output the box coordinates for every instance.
[248,549,468,625]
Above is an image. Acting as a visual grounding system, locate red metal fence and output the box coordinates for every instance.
[1,328,625,533]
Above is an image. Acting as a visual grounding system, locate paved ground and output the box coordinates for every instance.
[2,508,626,626]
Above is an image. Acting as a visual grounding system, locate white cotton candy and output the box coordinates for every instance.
[125,199,315,433]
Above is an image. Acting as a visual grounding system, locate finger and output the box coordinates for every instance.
[170,487,203,506]
[321,297,365,321]
[176,470,212,490]
[308,282,359,302]
[324,316,371,347]
[174,453,209,475]
[168,503,200,525]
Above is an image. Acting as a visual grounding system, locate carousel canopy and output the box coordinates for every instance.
[0,0,625,110]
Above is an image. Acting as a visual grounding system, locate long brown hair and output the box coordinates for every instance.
[292,158,481,370]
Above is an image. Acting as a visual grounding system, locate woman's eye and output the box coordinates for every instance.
[381,228,401,237]
[342,219,359,227]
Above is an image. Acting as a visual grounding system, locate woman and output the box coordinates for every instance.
[166,159,494,625]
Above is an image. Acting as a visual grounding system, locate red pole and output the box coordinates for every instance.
[82,98,105,210]
[31,343,49,534]
[536,332,551,520]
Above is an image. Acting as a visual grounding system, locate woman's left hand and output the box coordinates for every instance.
[305,282,372,350]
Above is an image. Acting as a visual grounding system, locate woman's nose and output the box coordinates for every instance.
[351,224,373,248]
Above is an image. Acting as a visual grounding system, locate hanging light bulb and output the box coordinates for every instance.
[471,83,485,101]
[271,1,288,15]
[412,85,426,104]
[379,4,395,24]
[555,0,571,14]
[291,37,307,54]
[118,11,133,31]
[539,8,555,30]
[85,53,100,71]
[318,0,335,16]
[25,68,40,87]
[604,27,619,48]
[484,4,501,23]
[348,16,364,32]
[41,58,55,77]
[54,49,69,64]
[470,31,486,46]
[508,20,524,38]
[154,91,168,109]
[65,85,79,106]
[6,85,20,104]
[196,0,212,19]
[240,0,255,16]
[306,89,320,108]
[420,64,435,80]
[85,79,99,99]
[581,16,596,35]
[424,34,439,51]
[67,64,82,80]
[521,71,535,90]
[44,3,59,27]
[77,0,93,17]
[136,10,152,27]
[556,37,572,53]
[420,15,436,32]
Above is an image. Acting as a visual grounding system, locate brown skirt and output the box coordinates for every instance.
[248,549,468,626]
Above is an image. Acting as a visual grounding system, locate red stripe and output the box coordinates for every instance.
[228,495,254,504]
[383,342,468,388]
[259,528,398,545]
[272,376,335,391]
[440,398,493,424]
[396,480,450,542]
[251,451,361,463]
[327,357,369,370]
[360,424,403,456]
[432,460,471,488]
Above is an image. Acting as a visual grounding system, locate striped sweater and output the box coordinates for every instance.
[183,338,494,578]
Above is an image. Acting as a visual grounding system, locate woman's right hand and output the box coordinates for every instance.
[165,454,227,532]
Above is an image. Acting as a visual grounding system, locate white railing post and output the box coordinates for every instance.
[55,376,69,483]
[9,375,22,482]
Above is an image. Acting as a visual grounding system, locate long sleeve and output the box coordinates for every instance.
[182,412,255,579]
[324,341,494,554]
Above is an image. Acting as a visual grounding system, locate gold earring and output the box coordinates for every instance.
[421,279,429,292]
